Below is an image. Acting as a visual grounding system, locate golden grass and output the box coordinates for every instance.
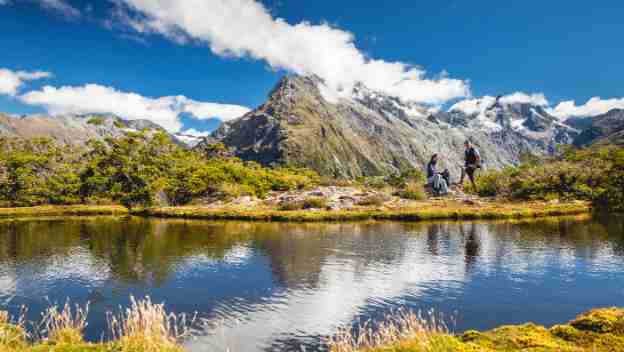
[136,200,591,223]
[328,310,453,352]
[0,205,128,219]
[0,297,192,352]
[0,200,591,223]
[330,307,624,352]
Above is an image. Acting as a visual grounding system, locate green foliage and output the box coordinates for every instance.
[87,116,105,125]
[397,181,427,200]
[357,194,388,207]
[0,134,320,209]
[475,146,624,211]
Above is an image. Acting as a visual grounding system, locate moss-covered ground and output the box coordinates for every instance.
[135,200,590,222]
[355,308,624,352]
[0,201,590,222]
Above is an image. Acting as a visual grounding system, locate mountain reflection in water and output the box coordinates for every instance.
[0,216,622,352]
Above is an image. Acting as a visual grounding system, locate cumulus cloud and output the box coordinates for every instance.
[0,68,52,96]
[19,84,250,132]
[449,92,548,115]
[499,92,548,106]
[111,0,470,104]
[550,97,624,119]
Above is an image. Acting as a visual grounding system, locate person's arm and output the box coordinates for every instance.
[474,148,481,165]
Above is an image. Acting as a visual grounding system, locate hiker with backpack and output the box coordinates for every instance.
[427,154,450,196]
[460,140,481,189]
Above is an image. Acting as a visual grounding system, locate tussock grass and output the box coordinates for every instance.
[137,201,591,223]
[330,307,624,352]
[328,310,453,352]
[0,296,192,352]
[0,205,128,219]
[108,296,194,352]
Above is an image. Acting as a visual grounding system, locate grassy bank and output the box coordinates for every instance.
[0,201,591,222]
[3,305,622,351]
[0,205,128,219]
[330,307,624,352]
[135,200,591,222]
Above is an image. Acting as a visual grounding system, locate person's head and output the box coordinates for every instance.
[464,140,472,149]
[430,154,438,164]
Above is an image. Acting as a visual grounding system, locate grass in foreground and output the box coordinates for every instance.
[0,205,128,219]
[135,200,591,222]
[0,297,191,352]
[329,308,624,352]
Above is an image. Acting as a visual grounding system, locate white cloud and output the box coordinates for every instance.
[449,92,547,115]
[0,68,52,96]
[179,129,210,137]
[499,92,548,106]
[112,0,470,104]
[19,84,250,132]
[35,0,81,18]
[179,98,250,121]
[550,97,624,119]
[0,0,11,5]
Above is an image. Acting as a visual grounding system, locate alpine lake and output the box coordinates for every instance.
[0,214,623,351]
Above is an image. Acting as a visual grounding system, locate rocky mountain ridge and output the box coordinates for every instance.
[208,76,582,178]
[0,112,193,146]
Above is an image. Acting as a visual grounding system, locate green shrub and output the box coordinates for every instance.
[474,146,624,211]
[303,196,328,209]
[357,194,387,207]
[398,181,427,200]
[87,116,105,125]
[0,133,321,209]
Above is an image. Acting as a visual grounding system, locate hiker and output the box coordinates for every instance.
[427,154,450,196]
[460,140,481,189]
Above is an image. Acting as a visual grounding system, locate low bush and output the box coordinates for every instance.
[398,181,427,201]
[357,194,388,207]
[474,146,624,211]
[0,133,320,209]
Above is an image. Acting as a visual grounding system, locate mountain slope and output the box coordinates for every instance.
[573,109,624,146]
[0,113,193,146]
[210,76,579,178]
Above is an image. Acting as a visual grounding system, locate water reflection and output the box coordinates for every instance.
[0,215,622,351]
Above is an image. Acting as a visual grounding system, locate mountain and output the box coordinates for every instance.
[209,76,580,178]
[0,113,194,146]
[572,109,624,147]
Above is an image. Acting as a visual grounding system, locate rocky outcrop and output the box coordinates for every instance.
[573,109,624,146]
[209,76,580,178]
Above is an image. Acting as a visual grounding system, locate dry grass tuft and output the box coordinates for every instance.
[0,310,28,349]
[328,309,453,352]
[108,296,195,352]
[39,301,89,344]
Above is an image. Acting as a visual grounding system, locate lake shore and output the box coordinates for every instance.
[0,200,591,222]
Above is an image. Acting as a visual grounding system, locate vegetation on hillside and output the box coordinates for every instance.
[474,146,624,211]
[0,133,319,208]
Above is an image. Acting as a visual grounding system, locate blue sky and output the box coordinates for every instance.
[1,0,623,133]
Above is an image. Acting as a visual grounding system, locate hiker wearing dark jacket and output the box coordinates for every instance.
[460,140,481,189]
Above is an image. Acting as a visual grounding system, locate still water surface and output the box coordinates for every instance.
[0,216,623,351]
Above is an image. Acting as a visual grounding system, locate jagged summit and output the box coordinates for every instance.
[208,76,581,178]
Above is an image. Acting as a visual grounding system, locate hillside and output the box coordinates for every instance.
[0,113,197,146]
[573,109,624,146]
